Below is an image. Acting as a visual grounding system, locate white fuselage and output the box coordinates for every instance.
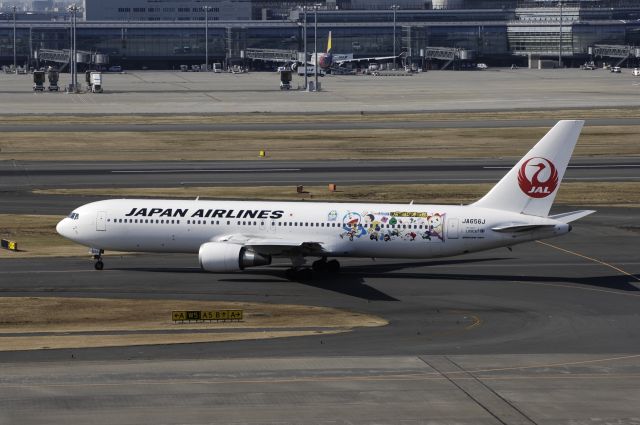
[56,199,570,259]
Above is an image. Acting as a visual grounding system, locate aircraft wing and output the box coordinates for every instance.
[217,234,327,256]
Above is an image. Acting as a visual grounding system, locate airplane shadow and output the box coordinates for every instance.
[111,256,639,300]
[352,269,640,293]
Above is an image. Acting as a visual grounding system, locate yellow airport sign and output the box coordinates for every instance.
[172,310,243,322]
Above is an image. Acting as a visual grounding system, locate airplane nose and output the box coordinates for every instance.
[56,218,70,238]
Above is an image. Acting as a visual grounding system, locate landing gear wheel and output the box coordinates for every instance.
[91,248,105,271]
[326,259,340,274]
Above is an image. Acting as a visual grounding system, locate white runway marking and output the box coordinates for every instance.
[112,168,301,174]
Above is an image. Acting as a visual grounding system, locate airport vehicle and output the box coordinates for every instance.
[90,72,103,93]
[278,66,292,90]
[180,65,189,72]
[108,65,122,72]
[57,121,593,279]
[297,66,325,77]
[213,63,222,73]
[611,66,621,73]
[32,70,45,91]
[477,63,488,70]
[47,68,59,91]
[633,68,640,76]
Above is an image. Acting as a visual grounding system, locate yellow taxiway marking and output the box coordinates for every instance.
[536,240,640,282]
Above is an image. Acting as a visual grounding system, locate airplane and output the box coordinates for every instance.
[290,31,401,72]
[56,120,594,281]
[309,31,397,70]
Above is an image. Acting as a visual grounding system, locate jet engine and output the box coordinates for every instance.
[198,242,271,272]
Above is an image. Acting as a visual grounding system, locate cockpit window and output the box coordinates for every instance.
[68,212,80,220]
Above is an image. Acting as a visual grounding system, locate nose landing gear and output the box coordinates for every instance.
[91,248,104,270]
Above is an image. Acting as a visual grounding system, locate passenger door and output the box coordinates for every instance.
[447,217,459,239]
[96,211,106,231]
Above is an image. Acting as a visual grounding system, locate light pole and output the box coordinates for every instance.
[558,0,563,68]
[12,5,17,74]
[204,6,211,71]
[313,4,320,92]
[302,5,307,90]
[68,4,80,92]
[391,4,399,70]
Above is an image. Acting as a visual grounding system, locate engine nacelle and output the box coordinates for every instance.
[198,242,271,272]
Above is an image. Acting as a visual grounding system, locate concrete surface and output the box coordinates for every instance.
[2,68,640,114]
[2,354,640,425]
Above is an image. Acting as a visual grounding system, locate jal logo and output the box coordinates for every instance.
[517,157,559,198]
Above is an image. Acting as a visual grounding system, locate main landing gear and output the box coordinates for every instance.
[285,258,341,281]
[91,248,104,270]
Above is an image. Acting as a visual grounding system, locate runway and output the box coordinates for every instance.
[2,117,640,133]
[1,158,638,195]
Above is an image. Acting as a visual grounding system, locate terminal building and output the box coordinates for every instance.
[0,1,639,70]
[82,0,252,22]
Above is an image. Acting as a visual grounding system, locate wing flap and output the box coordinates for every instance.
[217,235,326,256]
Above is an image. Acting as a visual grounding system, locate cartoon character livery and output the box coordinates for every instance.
[57,121,594,281]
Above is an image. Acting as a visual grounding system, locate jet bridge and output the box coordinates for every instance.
[589,44,640,67]
[245,48,300,65]
[36,49,109,66]
[423,46,475,70]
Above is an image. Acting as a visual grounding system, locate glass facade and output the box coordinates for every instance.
[0,16,638,68]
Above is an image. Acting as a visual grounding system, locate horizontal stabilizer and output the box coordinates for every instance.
[491,224,556,233]
[548,210,596,223]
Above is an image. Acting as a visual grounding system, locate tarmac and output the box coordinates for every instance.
[1,67,640,114]
[0,69,639,424]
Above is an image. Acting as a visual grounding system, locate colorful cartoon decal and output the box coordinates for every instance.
[340,212,368,241]
[327,210,338,221]
[339,211,445,242]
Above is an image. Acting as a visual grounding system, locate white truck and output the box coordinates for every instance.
[90,72,103,93]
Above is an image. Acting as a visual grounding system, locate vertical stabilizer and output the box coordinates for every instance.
[472,120,584,217]
[326,31,332,53]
